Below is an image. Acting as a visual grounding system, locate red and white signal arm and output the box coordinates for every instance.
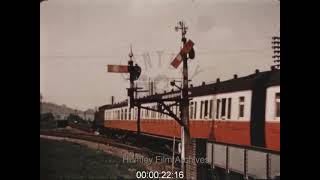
[170,39,194,69]
[181,40,194,54]
[107,65,128,73]
[171,53,183,69]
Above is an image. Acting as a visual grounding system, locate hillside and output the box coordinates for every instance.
[41,102,95,121]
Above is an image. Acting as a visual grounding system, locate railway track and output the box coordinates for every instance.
[40,129,172,161]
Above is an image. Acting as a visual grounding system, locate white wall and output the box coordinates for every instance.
[215,90,252,121]
[265,86,280,122]
[190,90,252,121]
[104,90,254,122]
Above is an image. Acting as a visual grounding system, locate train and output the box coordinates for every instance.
[95,68,280,152]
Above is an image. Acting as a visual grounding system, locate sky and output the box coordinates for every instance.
[40,0,280,110]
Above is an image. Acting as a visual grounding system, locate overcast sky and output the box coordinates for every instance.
[40,0,280,110]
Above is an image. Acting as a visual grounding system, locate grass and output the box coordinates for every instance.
[40,138,147,180]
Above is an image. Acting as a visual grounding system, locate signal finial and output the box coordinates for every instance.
[129,44,133,59]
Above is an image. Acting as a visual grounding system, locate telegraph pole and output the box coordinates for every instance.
[175,21,191,175]
[272,36,280,69]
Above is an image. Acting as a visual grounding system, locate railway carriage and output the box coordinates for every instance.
[97,69,280,151]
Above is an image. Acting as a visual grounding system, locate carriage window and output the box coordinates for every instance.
[124,109,127,120]
[151,108,153,118]
[239,96,245,118]
[216,100,220,119]
[176,105,178,116]
[190,102,194,119]
[121,109,124,120]
[209,100,213,119]
[194,102,197,119]
[153,106,156,118]
[227,98,232,119]
[204,100,208,118]
[221,98,226,118]
[141,109,144,118]
[200,101,204,119]
[154,110,156,119]
[275,93,280,118]
[128,109,131,120]
[151,108,154,118]
[134,108,137,120]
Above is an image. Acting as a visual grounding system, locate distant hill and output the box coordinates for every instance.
[41,102,95,121]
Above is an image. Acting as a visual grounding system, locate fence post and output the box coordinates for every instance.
[225,146,230,180]
[266,153,271,179]
[244,149,248,180]
[211,143,214,169]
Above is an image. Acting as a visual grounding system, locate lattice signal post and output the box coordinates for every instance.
[107,21,196,177]
[173,20,196,177]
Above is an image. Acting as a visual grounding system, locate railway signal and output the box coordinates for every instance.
[107,22,195,178]
[128,64,141,81]
[107,65,128,73]
[173,20,194,176]
[170,39,195,68]
[107,46,141,109]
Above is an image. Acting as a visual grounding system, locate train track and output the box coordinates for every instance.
[40,129,171,160]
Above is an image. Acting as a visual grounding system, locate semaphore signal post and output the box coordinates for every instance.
[107,21,195,179]
[172,20,195,176]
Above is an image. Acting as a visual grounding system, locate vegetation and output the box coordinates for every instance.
[41,101,95,121]
[40,138,147,180]
[41,112,55,121]
[40,113,56,129]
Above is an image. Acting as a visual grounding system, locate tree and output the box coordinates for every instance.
[41,112,54,121]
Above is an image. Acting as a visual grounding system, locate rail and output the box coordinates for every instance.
[40,130,170,159]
